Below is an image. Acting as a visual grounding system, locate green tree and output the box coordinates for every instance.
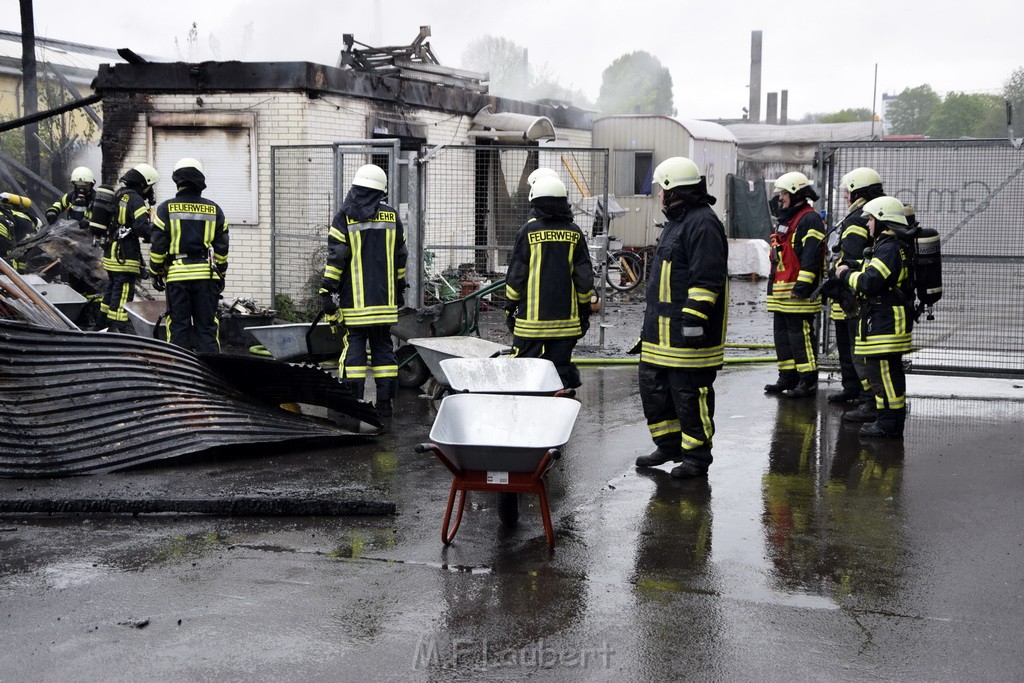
[597,51,675,116]
[886,85,941,135]
[926,92,1005,139]
[819,107,874,123]
[1003,66,1024,127]
[460,35,529,100]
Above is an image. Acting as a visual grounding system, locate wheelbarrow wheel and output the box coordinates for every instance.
[396,345,429,388]
[498,492,520,527]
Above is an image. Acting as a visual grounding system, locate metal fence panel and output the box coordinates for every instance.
[818,140,1024,376]
[419,145,609,347]
[270,141,398,317]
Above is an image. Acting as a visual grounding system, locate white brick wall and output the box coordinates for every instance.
[115,91,592,307]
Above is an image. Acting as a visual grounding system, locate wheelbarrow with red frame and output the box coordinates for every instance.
[415,392,580,551]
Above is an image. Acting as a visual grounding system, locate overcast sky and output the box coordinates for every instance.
[6,0,1022,120]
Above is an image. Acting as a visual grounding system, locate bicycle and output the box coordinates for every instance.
[591,239,655,294]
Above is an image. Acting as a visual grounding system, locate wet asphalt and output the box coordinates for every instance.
[1,281,1022,681]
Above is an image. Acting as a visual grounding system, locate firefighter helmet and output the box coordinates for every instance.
[773,171,812,195]
[352,164,387,192]
[652,157,701,190]
[841,167,882,192]
[529,175,567,201]
[527,167,559,186]
[133,163,160,188]
[174,158,204,173]
[862,196,908,226]
[70,166,95,185]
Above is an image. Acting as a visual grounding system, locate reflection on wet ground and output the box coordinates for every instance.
[1,364,1022,680]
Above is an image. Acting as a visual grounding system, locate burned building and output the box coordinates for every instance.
[90,28,595,308]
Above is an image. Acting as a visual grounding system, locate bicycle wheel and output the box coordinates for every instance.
[606,250,644,292]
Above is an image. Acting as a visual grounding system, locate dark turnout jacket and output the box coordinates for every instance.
[505,201,594,339]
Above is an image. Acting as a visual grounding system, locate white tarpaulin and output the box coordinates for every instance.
[728,238,771,277]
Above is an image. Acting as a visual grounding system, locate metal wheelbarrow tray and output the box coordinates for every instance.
[439,357,565,395]
[407,336,511,389]
[415,393,581,550]
[246,321,342,362]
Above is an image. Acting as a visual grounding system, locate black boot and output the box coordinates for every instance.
[827,388,860,403]
[764,371,798,394]
[782,374,818,399]
[635,448,676,467]
[859,421,902,438]
[843,402,878,423]
[670,460,709,479]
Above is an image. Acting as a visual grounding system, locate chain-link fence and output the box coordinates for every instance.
[270,141,399,319]
[418,145,610,348]
[818,139,1024,377]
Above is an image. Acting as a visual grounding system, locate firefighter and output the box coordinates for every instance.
[97,163,159,332]
[764,171,826,399]
[0,193,38,271]
[828,167,885,406]
[504,175,595,389]
[319,164,407,416]
[632,157,728,479]
[149,158,229,353]
[46,166,96,229]
[835,196,914,438]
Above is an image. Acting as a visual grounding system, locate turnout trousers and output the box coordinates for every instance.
[639,362,717,466]
[772,311,818,377]
[166,279,220,353]
[860,352,907,435]
[339,324,398,403]
[100,272,137,333]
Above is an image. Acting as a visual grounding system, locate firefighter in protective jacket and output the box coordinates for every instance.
[835,196,914,438]
[633,157,729,479]
[828,167,885,406]
[505,174,595,389]
[98,163,159,332]
[149,158,229,353]
[46,166,96,229]
[319,164,407,415]
[765,171,826,398]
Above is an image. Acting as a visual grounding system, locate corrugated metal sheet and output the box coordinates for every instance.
[0,320,374,477]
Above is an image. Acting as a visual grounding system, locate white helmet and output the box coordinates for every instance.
[352,164,387,192]
[70,166,95,185]
[773,171,812,195]
[527,168,559,186]
[529,175,567,201]
[174,157,204,173]
[652,157,701,190]
[862,196,908,226]
[133,163,160,187]
[841,167,882,193]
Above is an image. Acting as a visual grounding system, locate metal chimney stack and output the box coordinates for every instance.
[749,30,762,123]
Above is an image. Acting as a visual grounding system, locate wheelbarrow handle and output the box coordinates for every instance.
[416,442,461,477]
[305,309,325,359]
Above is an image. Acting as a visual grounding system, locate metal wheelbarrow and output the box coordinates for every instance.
[407,336,511,399]
[415,393,581,551]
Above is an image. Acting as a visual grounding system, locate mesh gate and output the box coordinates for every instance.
[418,145,609,347]
[818,139,1024,377]
[270,141,399,318]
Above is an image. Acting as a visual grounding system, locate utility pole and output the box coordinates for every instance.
[20,0,41,193]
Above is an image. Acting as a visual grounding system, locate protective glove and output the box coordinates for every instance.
[680,316,706,348]
[503,301,518,334]
[321,291,339,315]
[46,211,58,225]
[78,218,90,231]
[152,274,166,292]
[578,306,591,335]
